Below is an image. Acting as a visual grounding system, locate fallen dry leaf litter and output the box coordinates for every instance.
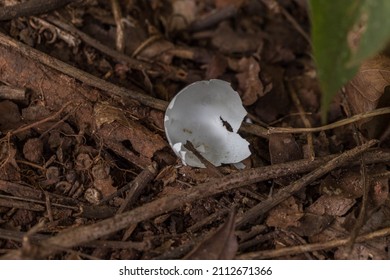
[0,0,389,260]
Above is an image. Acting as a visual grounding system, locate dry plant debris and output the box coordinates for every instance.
[0,0,389,260]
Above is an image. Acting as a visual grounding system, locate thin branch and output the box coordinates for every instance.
[0,196,45,211]
[110,0,125,52]
[6,101,74,137]
[184,141,223,178]
[236,226,390,259]
[117,163,158,214]
[267,107,390,134]
[287,82,315,160]
[0,194,78,211]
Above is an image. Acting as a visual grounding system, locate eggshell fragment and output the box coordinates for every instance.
[164,79,251,168]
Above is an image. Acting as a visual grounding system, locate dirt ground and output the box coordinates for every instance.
[0,0,389,260]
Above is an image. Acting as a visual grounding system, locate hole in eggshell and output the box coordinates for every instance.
[220,116,233,132]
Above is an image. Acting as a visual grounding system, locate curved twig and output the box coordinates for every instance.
[267,107,390,134]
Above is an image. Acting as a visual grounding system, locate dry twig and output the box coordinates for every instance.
[266,107,390,134]
[110,0,125,52]
[287,82,315,160]
[116,163,158,214]
[236,226,390,259]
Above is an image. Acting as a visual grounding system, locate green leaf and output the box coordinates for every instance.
[309,0,390,121]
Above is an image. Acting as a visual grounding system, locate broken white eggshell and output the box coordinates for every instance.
[164,79,251,168]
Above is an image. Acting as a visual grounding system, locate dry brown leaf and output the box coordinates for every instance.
[307,195,355,217]
[320,170,363,199]
[344,55,390,138]
[309,216,348,244]
[205,54,228,79]
[184,210,238,260]
[266,196,304,228]
[345,54,390,115]
[335,239,388,260]
[236,57,264,105]
[320,167,388,208]
[333,208,390,260]
[291,213,333,237]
